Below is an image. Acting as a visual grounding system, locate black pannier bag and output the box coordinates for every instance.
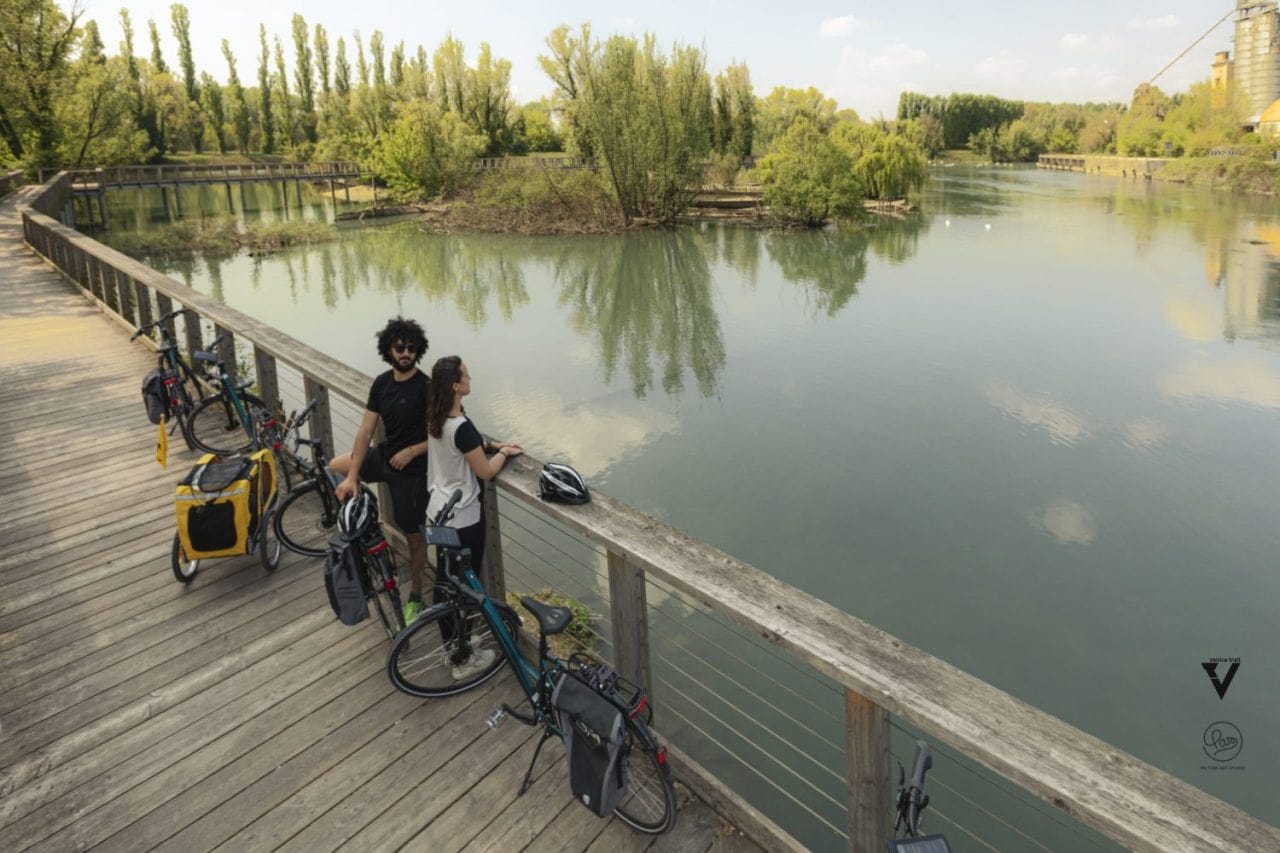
[551,672,627,817]
[142,369,166,424]
[324,538,368,626]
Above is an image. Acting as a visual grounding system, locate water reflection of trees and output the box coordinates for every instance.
[555,230,726,398]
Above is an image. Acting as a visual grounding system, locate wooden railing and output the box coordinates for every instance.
[16,172,1280,852]
[474,156,594,171]
[45,161,361,188]
[0,169,23,198]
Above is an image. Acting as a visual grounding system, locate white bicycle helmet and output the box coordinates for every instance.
[538,462,590,505]
[338,491,379,541]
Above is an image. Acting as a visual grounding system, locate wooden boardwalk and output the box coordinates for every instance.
[0,187,753,852]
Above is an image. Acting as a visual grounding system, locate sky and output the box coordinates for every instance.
[84,1,1237,117]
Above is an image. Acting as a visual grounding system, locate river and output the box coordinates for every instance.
[96,168,1280,849]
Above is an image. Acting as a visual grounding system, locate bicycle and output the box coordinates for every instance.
[131,307,205,450]
[184,333,295,492]
[888,740,952,852]
[273,398,360,557]
[328,490,407,640]
[386,490,677,835]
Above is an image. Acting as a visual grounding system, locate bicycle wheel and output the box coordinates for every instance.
[387,599,518,697]
[613,717,678,835]
[186,391,266,455]
[171,534,201,583]
[273,480,339,557]
[258,509,282,571]
[167,372,202,450]
[366,552,406,640]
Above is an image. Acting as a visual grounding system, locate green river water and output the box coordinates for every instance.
[96,168,1280,850]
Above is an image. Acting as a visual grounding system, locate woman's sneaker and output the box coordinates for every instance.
[451,648,496,680]
[402,599,421,624]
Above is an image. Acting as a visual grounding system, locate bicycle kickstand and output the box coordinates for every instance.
[519,727,558,796]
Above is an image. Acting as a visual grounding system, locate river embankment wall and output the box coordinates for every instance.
[1037,154,1170,176]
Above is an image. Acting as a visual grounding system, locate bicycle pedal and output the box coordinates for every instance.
[484,705,508,731]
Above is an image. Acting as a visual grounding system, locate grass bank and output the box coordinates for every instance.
[420,167,623,235]
[107,216,334,260]
[1154,155,1280,194]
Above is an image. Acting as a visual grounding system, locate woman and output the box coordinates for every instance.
[422,355,522,679]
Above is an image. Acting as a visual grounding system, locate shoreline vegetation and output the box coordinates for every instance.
[1153,155,1280,195]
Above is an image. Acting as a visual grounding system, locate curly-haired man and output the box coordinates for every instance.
[332,316,431,621]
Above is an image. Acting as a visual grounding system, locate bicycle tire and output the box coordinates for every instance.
[366,551,406,640]
[273,480,339,557]
[171,534,201,583]
[386,599,518,697]
[258,508,282,571]
[613,716,678,835]
[187,391,266,456]
[164,369,201,450]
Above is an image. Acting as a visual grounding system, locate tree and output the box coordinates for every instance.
[0,0,83,167]
[200,71,226,153]
[290,14,317,146]
[434,33,468,115]
[713,62,755,158]
[469,42,513,154]
[757,117,863,225]
[754,86,837,154]
[515,98,561,152]
[538,23,592,155]
[273,36,294,148]
[1117,83,1169,156]
[221,39,250,152]
[334,36,350,97]
[148,18,167,74]
[372,99,486,199]
[59,40,147,167]
[570,32,714,224]
[257,24,274,153]
[314,24,331,100]
[170,4,202,151]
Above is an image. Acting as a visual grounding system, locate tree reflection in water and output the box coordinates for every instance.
[555,229,726,398]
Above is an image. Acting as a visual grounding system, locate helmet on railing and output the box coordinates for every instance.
[538,462,590,505]
[338,491,379,541]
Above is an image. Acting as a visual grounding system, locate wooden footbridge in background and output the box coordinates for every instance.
[0,182,753,852]
[4,169,1280,852]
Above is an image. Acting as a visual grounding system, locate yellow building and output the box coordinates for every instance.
[1212,51,1234,108]
[1256,97,1280,134]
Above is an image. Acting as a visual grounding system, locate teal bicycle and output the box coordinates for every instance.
[386,490,677,835]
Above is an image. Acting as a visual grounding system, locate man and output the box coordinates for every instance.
[332,316,430,622]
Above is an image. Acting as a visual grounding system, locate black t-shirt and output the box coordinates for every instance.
[366,369,429,473]
[453,418,483,454]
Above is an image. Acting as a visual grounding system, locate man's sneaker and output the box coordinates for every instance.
[402,600,421,624]
[451,648,496,681]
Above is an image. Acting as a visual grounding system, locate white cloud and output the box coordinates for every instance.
[1127,15,1181,30]
[1051,66,1081,81]
[819,15,861,38]
[976,52,1027,79]
[983,382,1088,445]
[832,44,928,117]
[1059,33,1090,51]
[840,43,929,77]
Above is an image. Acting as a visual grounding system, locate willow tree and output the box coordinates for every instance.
[372,99,485,200]
[538,24,592,156]
[570,32,713,224]
[757,117,863,226]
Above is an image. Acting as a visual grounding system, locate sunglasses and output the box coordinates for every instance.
[392,343,417,354]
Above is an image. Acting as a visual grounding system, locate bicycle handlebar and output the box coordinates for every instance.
[429,489,465,528]
[909,741,933,794]
[131,307,192,340]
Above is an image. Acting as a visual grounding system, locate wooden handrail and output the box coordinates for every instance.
[15,172,1280,852]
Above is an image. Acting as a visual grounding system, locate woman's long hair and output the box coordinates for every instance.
[427,355,463,438]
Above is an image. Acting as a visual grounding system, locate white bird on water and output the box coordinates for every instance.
[984,223,992,230]
[944,219,951,227]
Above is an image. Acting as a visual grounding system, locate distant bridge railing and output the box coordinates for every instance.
[40,161,361,189]
[1,169,23,198]
[16,171,1280,852]
[474,155,595,171]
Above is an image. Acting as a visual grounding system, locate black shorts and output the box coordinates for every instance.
[358,446,427,535]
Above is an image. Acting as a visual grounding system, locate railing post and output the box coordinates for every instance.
[184,309,204,358]
[214,324,237,384]
[156,293,175,339]
[87,254,104,301]
[116,270,136,326]
[302,376,335,456]
[845,688,891,853]
[480,484,507,603]
[135,281,154,329]
[254,344,280,414]
[607,549,652,700]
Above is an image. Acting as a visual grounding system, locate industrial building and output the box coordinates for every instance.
[1217,1,1280,130]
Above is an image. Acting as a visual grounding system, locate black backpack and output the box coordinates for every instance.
[324,539,368,626]
[142,369,166,424]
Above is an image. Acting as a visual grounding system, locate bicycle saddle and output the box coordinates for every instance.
[520,597,572,636]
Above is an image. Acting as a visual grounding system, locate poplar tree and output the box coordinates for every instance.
[221,39,250,152]
[170,3,203,151]
[257,24,274,153]
[314,24,331,100]
[200,72,226,153]
[273,36,294,147]
[292,14,316,141]
[148,19,167,74]
[334,36,350,97]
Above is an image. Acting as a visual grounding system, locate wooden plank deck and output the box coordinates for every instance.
[0,188,754,852]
